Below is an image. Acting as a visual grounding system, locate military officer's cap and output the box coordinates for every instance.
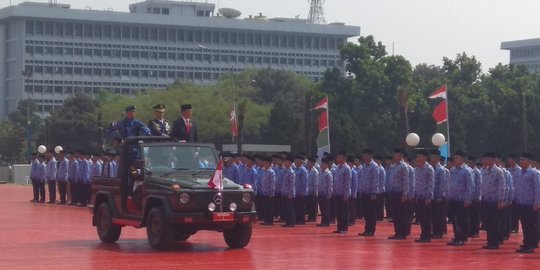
[153,104,166,112]
[520,153,535,161]
[181,104,192,111]
[417,149,429,157]
[125,105,136,112]
[454,150,467,157]
[362,149,373,155]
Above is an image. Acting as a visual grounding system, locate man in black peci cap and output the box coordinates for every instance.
[148,104,171,136]
[107,105,151,141]
[171,104,198,142]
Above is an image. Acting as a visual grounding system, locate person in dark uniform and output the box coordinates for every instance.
[108,105,151,141]
[171,104,198,142]
[333,151,352,234]
[282,154,296,227]
[514,153,540,253]
[388,148,411,240]
[148,104,171,136]
[29,153,40,203]
[447,150,474,246]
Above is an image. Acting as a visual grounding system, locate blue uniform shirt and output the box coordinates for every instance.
[30,159,40,182]
[388,161,409,196]
[108,117,151,140]
[471,167,482,201]
[378,165,386,193]
[45,158,57,182]
[38,162,47,183]
[282,167,296,199]
[294,165,309,197]
[56,157,69,182]
[502,168,514,203]
[274,166,284,196]
[91,160,102,180]
[407,164,416,199]
[333,163,352,200]
[111,160,119,177]
[223,163,240,184]
[242,166,258,190]
[318,169,333,199]
[78,159,91,184]
[448,165,474,203]
[433,163,449,200]
[414,162,435,200]
[480,165,506,203]
[359,160,380,195]
[513,167,540,206]
[307,167,319,196]
[350,167,359,199]
[68,159,79,182]
[258,167,276,197]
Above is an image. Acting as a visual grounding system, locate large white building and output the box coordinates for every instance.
[0,0,360,119]
[501,38,540,73]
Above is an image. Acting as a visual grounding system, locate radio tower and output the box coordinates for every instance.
[308,0,326,24]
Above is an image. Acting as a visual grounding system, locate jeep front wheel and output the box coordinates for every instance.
[96,203,121,243]
[146,206,176,250]
[223,223,252,249]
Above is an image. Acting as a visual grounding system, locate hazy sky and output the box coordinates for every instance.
[5,0,540,72]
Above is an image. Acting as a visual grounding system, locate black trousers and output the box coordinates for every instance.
[71,182,80,204]
[47,180,56,203]
[516,205,538,249]
[362,194,378,233]
[470,200,481,235]
[483,202,501,246]
[391,193,409,236]
[336,196,349,232]
[260,196,274,224]
[80,183,91,204]
[416,199,432,239]
[31,179,39,201]
[448,200,471,242]
[385,193,393,219]
[330,196,337,223]
[406,199,414,235]
[57,181,67,203]
[432,199,447,236]
[349,197,357,224]
[511,205,520,233]
[377,194,385,220]
[273,195,282,219]
[318,196,331,225]
[283,197,296,226]
[306,195,318,221]
[499,205,512,239]
[294,196,306,223]
[356,195,364,219]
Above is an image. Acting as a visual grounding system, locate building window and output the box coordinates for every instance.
[197,10,204,17]
[162,8,169,15]
[113,26,121,39]
[150,28,158,41]
[153,8,160,14]
[26,21,34,35]
[44,22,53,35]
[103,25,111,38]
[64,23,73,36]
[122,26,130,39]
[35,22,43,35]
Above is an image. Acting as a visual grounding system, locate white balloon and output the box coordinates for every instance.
[54,146,63,154]
[37,145,47,154]
[406,133,420,147]
[432,133,446,147]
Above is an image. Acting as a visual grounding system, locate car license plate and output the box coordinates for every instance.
[213,212,234,222]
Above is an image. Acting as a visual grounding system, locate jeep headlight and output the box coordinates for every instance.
[179,193,190,204]
[242,193,252,204]
[208,203,216,212]
[229,202,237,212]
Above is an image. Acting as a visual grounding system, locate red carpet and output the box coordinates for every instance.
[0,184,537,270]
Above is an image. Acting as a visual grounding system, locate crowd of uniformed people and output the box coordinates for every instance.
[27,103,540,254]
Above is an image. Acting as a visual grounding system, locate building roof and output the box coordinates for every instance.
[501,38,540,50]
[0,2,360,37]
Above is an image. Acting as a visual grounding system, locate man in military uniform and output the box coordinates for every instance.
[108,105,151,141]
[171,104,198,142]
[148,104,171,136]
[29,153,40,203]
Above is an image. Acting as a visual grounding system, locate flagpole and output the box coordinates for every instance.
[326,96,331,154]
[444,84,451,154]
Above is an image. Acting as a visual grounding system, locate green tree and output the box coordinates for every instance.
[0,121,25,164]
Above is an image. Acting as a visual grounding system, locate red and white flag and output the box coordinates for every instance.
[230,106,238,138]
[429,85,447,100]
[432,100,448,124]
[208,159,224,190]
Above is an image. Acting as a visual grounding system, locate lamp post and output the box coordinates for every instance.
[406,132,447,159]
[22,70,33,162]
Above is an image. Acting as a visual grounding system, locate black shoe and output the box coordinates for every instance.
[469,234,480,238]
[415,238,431,243]
[37,200,45,204]
[281,224,295,228]
[520,244,539,249]
[46,201,55,204]
[316,224,330,227]
[333,230,347,234]
[296,222,306,225]
[516,247,534,253]
[389,235,406,240]
[482,245,499,250]
[306,219,316,222]
[432,234,443,239]
[57,201,66,205]
[447,240,465,246]
[260,222,274,226]
[29,199,37,203]
[511,230,518,234]
[358,232,374,237]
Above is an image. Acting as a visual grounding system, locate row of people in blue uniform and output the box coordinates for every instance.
[221,148,540,254]
[29,150,120,206]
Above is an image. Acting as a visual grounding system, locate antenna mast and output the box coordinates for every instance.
[308,0,326,24]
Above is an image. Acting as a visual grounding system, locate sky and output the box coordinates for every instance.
[4,0,540,72]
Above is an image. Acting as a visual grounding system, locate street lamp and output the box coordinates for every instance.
[22,70,33,162]
[405,133,420,147]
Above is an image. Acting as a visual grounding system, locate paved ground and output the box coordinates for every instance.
[1,184,538,270]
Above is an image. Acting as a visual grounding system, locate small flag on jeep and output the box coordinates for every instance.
[208,159,223,190]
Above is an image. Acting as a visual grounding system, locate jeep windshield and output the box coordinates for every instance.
[142,145,217,174]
